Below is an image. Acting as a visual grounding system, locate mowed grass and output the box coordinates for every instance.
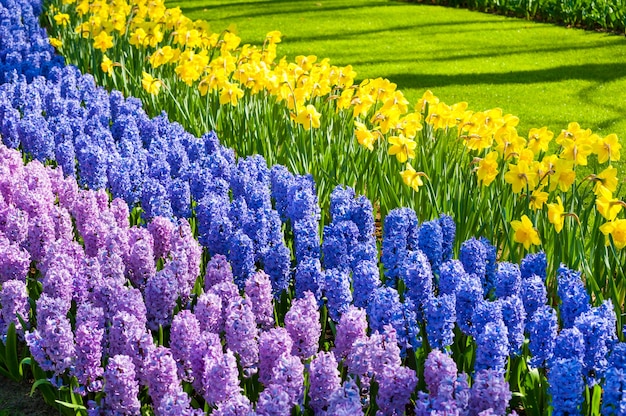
[168,0,626,139]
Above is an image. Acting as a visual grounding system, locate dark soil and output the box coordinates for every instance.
[0,376,58,416]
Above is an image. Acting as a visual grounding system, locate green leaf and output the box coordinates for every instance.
[5,323,21,381]
[55,400,87,411]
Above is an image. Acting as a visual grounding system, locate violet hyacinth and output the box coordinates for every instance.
[194,292,223,334]
[256,384,293,416]
[211,392,254,416]
[285,290,321,359]
[376,364,418,415]
[224,297,259,372]
[268,352,305,407]
[326,377,364,415]
[204,253,233,290]
[102,354,141,415]
[244,270,275,329]
[147,216,174,260]
[468,369,512,416]
[198,348,241,406]
[145,265,180,331]
[258,327,294,387]
[144,346,181,408]
[169,310,202,382]
[334,305,368,361]
[72,303,104,393]
[308,351,342,414]
[0,278,29,337]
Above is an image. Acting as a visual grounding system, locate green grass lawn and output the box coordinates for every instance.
[169,0,626,138]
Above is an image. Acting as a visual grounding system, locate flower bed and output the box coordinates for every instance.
[0,0,625,414]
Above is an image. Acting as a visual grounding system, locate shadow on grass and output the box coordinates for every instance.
[383,62,626,89]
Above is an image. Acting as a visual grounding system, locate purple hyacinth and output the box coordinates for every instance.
[528,304,558,368]
[204,254,234,290]
[198,348,241,406]
[269,352,304,406]
[548,358,584,416]
[258,327,293,384]
[102,355,141,415]
[148,216,174,260]
[376,364,418,416]
[424,293,456,350]
[126,227,155,288]
[26,312,75,375]
[156,390,204,416]
[417,219,444,274]
[285,290,321,359]
[424,349,458,397]
[0,279,29,337]
[438,259,467,296]
[170,310,203,382]
[469,369,511,416]
[326,377,364,415]
[256,384,293,416]
[145,266,179,330]
[521,274,547,317]
[224,297,259,371]
[107,311,153,382]
[244,270,275,329]
[495,262,521,299]
[73,304,104,393]
[334,305,368,361]
[474,318,509,374]
[324,268,353,322]
[308,351,342,414]
[194,292,223,334]
[145,346,180,408]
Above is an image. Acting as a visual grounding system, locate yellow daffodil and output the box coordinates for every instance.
[527,126,554,154]
[475,151,500,187]
[388,134,416,163]
[100,54,115,76]
[594,133,621,164]
[354,121,377,151]
[293,104,321,130]
[219,82,244,106]
[504,160,537,194]
[596,187,624,221]
[49,37,62,49]
[529,188,548,210]
[141,72,162,95]
[547,196,565,233]
[511,215,541,250]
[592,165,619,196]
[400,163,427,192]
[93,31,113,52]
[549,159,576,192]
[599,219,626,249]
[149,46,176,69]
[53,13,71,26]
[265,30,282,44]
[560,138,593,166]
[416,90,439,114]
[128,28,147,47]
